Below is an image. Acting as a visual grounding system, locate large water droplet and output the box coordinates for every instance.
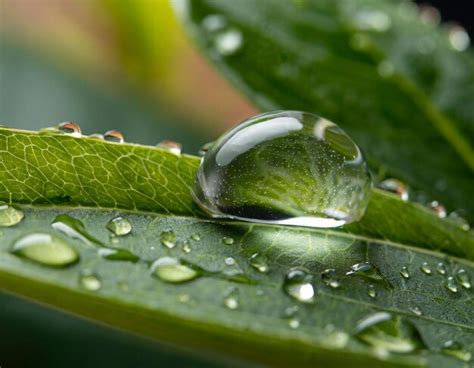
[377,179,409,201]
[455,269,471,289]
[445,276,458,293]
[441,340,472,362]
[321,268,341,288]
[103,130,124,143]
[224,256,236,266]
[160,230,177,249]
[283,268,315,303]
[151,257,200,283]
[193,111,371,228]
[156,140,182,156]
[11,233,79,267]
[191,233,201,241]
[58,121,81,137]
[248,253,269,273]
[0,202,24,227]
[355,312,425,353]
[106,216,132,236]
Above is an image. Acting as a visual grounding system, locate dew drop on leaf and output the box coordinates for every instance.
[445,276,458,293]
[193,111,371,228]
[288,318,300,329]
[80,272,102,291]
[248,253,269,273]
[420,262,432,275]
[97,247,139,263]
[103,130,124,143]
[222,236,234,245]
[377,179,409,201]
[58,121,81,136]
[436,262,447,275]
[191,233,201,241]
[455,269,471,289]
[367,284,376,298]
[409,306,422,316]
[11,233,79,267]
[182,241,192,254]
[283,268,315,303]
[106,216,132,236]
[151,257,200,283]
[156,140,182,156]
[400,266,410,279]
[427,200,446,218]
[321,268,341,288]
[441,340,472,362]
[0,202,24,227]
[225,256,236,266]
[160,230,177,249]
[223,287,239,310]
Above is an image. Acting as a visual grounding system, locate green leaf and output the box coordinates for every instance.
[173,0,474,221]
[0,129,473,367]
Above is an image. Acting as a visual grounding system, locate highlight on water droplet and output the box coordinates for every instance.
[106,216,132,236]
[410,306,422,316]
[367,284,376,298]
[455,269,471,289]
[445,276,458,293]
[0,202,24,227]
[160,229,177,249]
[156,140,182,156]
[377,179,409,201]
[448,24,470,52]
[11,233,79,267]
[80,271,102,291]
[283,268,315,303]
[427,200,446,218]
[223,287,239,310]
[150,257,200,283]
[400,266,410,279]
[182,241,192,254]
[248,253,269,273]
[103,130,124,143]
[222,236,234,245]
[193,111,371,228]
[288,318,300,329]
[58,121,81,137]
[441,340,472,362]
[321,268,341,288]
[420,262,432,275]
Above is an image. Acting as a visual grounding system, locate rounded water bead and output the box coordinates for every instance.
[441,340,472,362]
[445,276,458,293]
[151,257,200,283]
[455,269,471,289]
[283,268,315,303]
[436,262,447,275]
[420,262,432,275]
[160,230,177,249]
[193,111,371,228]
[58,121,81,136]
[0,202,24,227]
[103,130,124,143]
[157,140,182,155]
[106,216,132,236]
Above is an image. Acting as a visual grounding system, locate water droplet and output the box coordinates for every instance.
[448,24,470,52]
[225,256,236,266]
[455,269,471,289]
[288,318,300,329]
[177,293,191,303]
[222,236,234,245]
[0,202,24,227]
[106,216,132,236]
[160,230,177,249]
[192,111,371,228]
[346,262,391,288]
[441,340,472,362]
[445,276,458,293]
[420,262,432,275]
[436,262,447,275]
[58,121,81,137]
[418,5,441,25]
[400,266,410,279]
[215,30,243,56]
[377,61,395,78]
[223,287,239,309]
[367,284,377,298]
[353,9,392,32]
[182,241,192,254]
[103,130,124,143]
[427,201,446,218]
[80,272,101,291]
[248,253,269,273]
[151,257,200,283]
[283,268,315,303]
[198,142,214,156]
[321,268,340,288]
[89,133,104,140]
[11,233,79,267]
[377,179,409,201]
[410,306,422,316]
[191,233,201,241]
[156,140,182,155]
[355,312,425,353]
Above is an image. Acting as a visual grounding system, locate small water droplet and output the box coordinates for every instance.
[420,262,432,275]
[58,121,81,137]
[436,262,447,275]
[445,276,458,293]
[223,287,239,309]
[89,133,104,140]
[400,266,410,279]
[160,230,177,249]
[410,306,422,316]
[11,233,79,267]
[80,272,102,291]
[106,216,132,236]
[0,202,24,227]
[441,340,472,362]
[427,201,446,218]
[225,256,236,266]
[110,234,119,244]
[156,140,182,155]
[202,14,227,33]
[353,9,392,32]
[191,233,201,241]
[182,241,192,254]
[177,293,191,303]
[288,318,300,329]
[248,253,269,273]
[355,312,425,353]
[192,111,371,228]
[283,268,315,303]
[198,142,214,156]
[103,130,124,143]
[214,29,243,56]
[377,179,409,201]
[455,269,471,289]
[222,236,234,245]
[151,257,200,283]
[367,284,377,298]
[321,268,341,288]
[448,24,470,52]
[377,61,395,78]
[418,5,441,25]
[346,262,391,288]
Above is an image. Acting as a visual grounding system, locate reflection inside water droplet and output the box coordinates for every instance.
[103,130,124,143]
[160,230,177,249]
[58,121,81,137]
[106,216,132,236]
